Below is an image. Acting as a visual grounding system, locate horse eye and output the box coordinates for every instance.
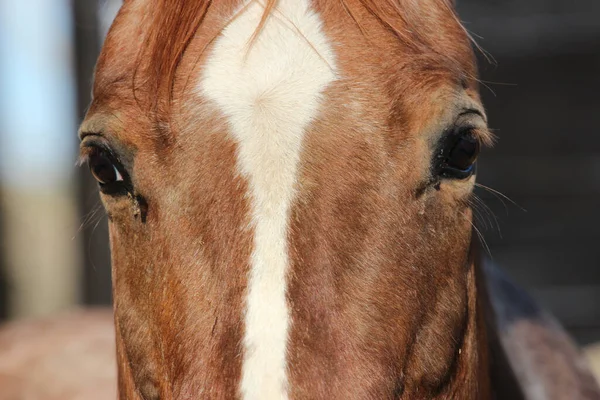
[88,151,124,186]
[446,134,479,171]
[436,130,480,179]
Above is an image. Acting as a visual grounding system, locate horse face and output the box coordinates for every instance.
[80,0,490,397]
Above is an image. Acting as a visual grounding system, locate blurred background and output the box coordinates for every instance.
[0,0,598,363]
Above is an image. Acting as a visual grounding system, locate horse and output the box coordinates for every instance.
[1,0,599,398]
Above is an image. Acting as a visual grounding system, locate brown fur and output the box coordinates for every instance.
[82,0,490,398]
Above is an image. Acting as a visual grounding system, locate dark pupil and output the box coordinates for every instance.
[447,135,479,171]
[89,154,117,184]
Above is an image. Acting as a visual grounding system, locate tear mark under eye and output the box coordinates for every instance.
[129,193,149,224]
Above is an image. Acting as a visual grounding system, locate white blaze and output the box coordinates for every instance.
[200,0,336,399]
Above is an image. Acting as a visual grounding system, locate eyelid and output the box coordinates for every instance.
[79,136,125,168]
[453,117,494,148]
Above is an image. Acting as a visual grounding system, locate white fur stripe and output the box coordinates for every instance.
[200,0,336,398]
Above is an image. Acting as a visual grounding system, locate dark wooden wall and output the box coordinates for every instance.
[458,0,600,345]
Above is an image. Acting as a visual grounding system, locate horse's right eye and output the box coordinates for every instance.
[89,151,123,185]
[84,148,129,195]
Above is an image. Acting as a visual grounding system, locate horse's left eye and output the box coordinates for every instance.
[435,130,480,179]
[446,134,479,171]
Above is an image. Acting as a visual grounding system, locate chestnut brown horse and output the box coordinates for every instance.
[1,0,599,399]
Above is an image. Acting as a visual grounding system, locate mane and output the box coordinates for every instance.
[138,0,466,117]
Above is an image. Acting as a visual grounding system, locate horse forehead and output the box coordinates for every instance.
[89,0,475,138]
[90,5,145,103]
